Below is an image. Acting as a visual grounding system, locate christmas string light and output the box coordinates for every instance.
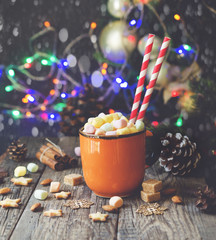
[0,3,200,122]
[175,115,183,127]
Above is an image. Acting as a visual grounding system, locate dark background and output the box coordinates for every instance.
[0,0,216,154]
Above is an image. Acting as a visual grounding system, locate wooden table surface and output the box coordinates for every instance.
[0,136,215,240]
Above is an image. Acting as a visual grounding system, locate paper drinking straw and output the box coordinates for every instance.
[129,34,155,123]
[136,37,171,122]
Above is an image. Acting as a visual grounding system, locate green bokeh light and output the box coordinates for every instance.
[26,57,34,63]
[183,44,192,51]
[53,103,66,112]
[12,110,21,117]
[8,69,15,77]
[175,117,183,127]
[5,85,14,92]
[41,59,49,65]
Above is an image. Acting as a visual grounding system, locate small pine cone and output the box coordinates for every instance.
[7,140,27,162]
[158,132,201,176]
[60,84,107,136]
[195,186,216,212]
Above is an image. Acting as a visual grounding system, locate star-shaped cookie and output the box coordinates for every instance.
[89,212,108,222]
[54,191,71,199]
[11,177,32,186]
[0,198,21,208]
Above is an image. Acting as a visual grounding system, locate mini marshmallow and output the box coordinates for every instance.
[116,112,123,118]
[135,120,145,131]
[100,123,113,132]
[101,114,113,123]
[113,119,127,129]
[27,163,39,173]
[14,166,27,177]
[120,116,129,122]
[116,127,130,135]
[98,112,106,118]
[49,182,60,193]
[95,129,106,136]
[92,117,105,128]
[127,121,135,128]
[87,117,94,124]
[74,147,81,157]
[109,196,123,208]
[106,130,117,136]
[110,113,120,120]
[129,127,138,134]
[34,190,48,200]
[84,123,96,134]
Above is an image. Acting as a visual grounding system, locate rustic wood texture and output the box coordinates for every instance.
[0,137,215,240]
[0,137,52,240]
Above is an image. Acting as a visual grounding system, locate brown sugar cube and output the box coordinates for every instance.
[49,182,60,193]
[141,191,161,203]
[64,174,83,186]
[142,179,162,193]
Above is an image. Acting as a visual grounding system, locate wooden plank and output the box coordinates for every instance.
[0,137,51,240]
[10,137,118,240]
[8,137,216,240]
[117,162,216,240]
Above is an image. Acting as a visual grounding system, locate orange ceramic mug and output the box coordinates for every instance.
[79,129,146,197]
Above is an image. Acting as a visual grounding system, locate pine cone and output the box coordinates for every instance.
[158,132,201,176]
[59,84,107,136]
[195,185,216,212]
[7,140,27,162]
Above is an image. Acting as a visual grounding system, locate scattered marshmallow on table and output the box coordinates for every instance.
[34,190,48,200]
[109,196,123,208]
[14,166,26,177]
[27,163,39,173]
[74,147,81,157]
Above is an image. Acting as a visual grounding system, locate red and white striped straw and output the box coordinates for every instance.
[129,34,155,123]
[136,37,171,122]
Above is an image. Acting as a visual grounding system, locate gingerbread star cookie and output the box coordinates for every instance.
[11,177,32,186]
[89,212,108,222]
[43,209,62,217]
[54,191,71,199]
[0,198,21,208]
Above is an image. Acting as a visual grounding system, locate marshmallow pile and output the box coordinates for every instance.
[82,112,145,136]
